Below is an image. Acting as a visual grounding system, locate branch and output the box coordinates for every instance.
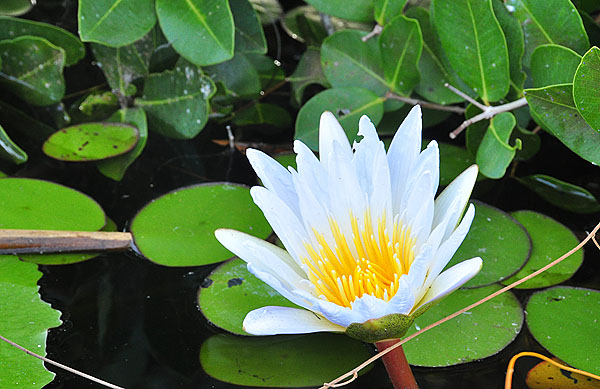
[361,24,383,42]
[0,334,124,389]
[448,97,528,139]
[321,220,600,389]
[386,92,466,114]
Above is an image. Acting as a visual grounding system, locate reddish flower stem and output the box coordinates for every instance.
[375,340,418,389]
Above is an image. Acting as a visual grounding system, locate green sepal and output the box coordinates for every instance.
[345,313,414,343]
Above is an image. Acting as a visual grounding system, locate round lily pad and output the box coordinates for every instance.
[446,201,531,288]
[526,286,600,375]
[403,285,523,367]
[502,211,583,289]
[0,257,62,387]
[43,122,139,162]
[130,183,271,267]
[200,333,372,387]
[198,258,299,335]
[0,178,106,264]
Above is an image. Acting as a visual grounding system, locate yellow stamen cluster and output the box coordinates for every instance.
[301,211,416,308]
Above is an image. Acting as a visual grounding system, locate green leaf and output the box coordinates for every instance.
[0,178,106,265]
[204,53,261,98]
[447,201,531,288]
[0,16,84,66]
[289,47,329,105]
[274,153,297,170]
[77,91,119,118]
[573,46,600,131]
[526,287,600,375]
[0,257,62,387]
[580,10,600,47]
[156,0,234,65]
[78,0,156,47]
[404,285,523,367]
[465,103,489,154]
[406,7,468,105]
[97,108,148,181]
[135,63,215,139]
[506,0,589,67]
[42,122,138,162]
[90,33,155,96]
[476,112,520,179]
[231,0,266,54]
[511,125,540,161]
[245,53,285,89]
[502,211,583,289]
[295,87,385,151]
[130,183,272,267]
[0,36,65,106]
[321,30,388,96]
[374,0,408,25]
[438,142,476,187]
[200,333,372,387]
[233,103,291,128]
[0,0,33,16]
[198,258,299,335]
[304,0,374,22]
[491,0,526,92]
[0,123,27,164]
[530,44,581,87]
[517,174,600,214]
[525,84,600,165]
[379,15,423,96]
[431,0,509,104]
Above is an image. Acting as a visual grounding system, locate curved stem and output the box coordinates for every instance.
[375,340,418,389]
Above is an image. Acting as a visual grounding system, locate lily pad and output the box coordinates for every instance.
[96,108,148,181]
[0,257,62,387]
[130,183,271,267]
[526,286,600,375]
[200,333,372,387]
[198,258,299,335]
[403,285,523,367]
[43,122,139,162]
[502,211,583,289]
[0,178,106,265]
[446,201,531,288]
[526,357,600,389]
[274,153,297,171]
[517,174,600,214]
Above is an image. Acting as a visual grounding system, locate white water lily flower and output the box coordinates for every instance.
[215,106,482,342]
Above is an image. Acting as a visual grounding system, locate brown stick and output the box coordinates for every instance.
[0,229,133,254]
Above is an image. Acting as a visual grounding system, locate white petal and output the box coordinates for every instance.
[388,105,422,216]
[246,149,300,217]
[294,140,327,200]
[215,229,305,277]
[433,165,478,241]
[353,115,392,224]
[247,263,314,309]
[243,306,346,335]
[327,140,366,230]
[250,186,309,263]
[293,289,367,327]
[407,140,440,199]
[319,112,352,170]
[424,203,476,289]
[403,170,435,248]
[385,275,416,316]
[415,257,483,311]
[406,243,434,296]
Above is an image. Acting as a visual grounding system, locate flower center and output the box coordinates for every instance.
[301,211,416,308]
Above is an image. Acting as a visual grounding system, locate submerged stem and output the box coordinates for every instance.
[375,340,418,389]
